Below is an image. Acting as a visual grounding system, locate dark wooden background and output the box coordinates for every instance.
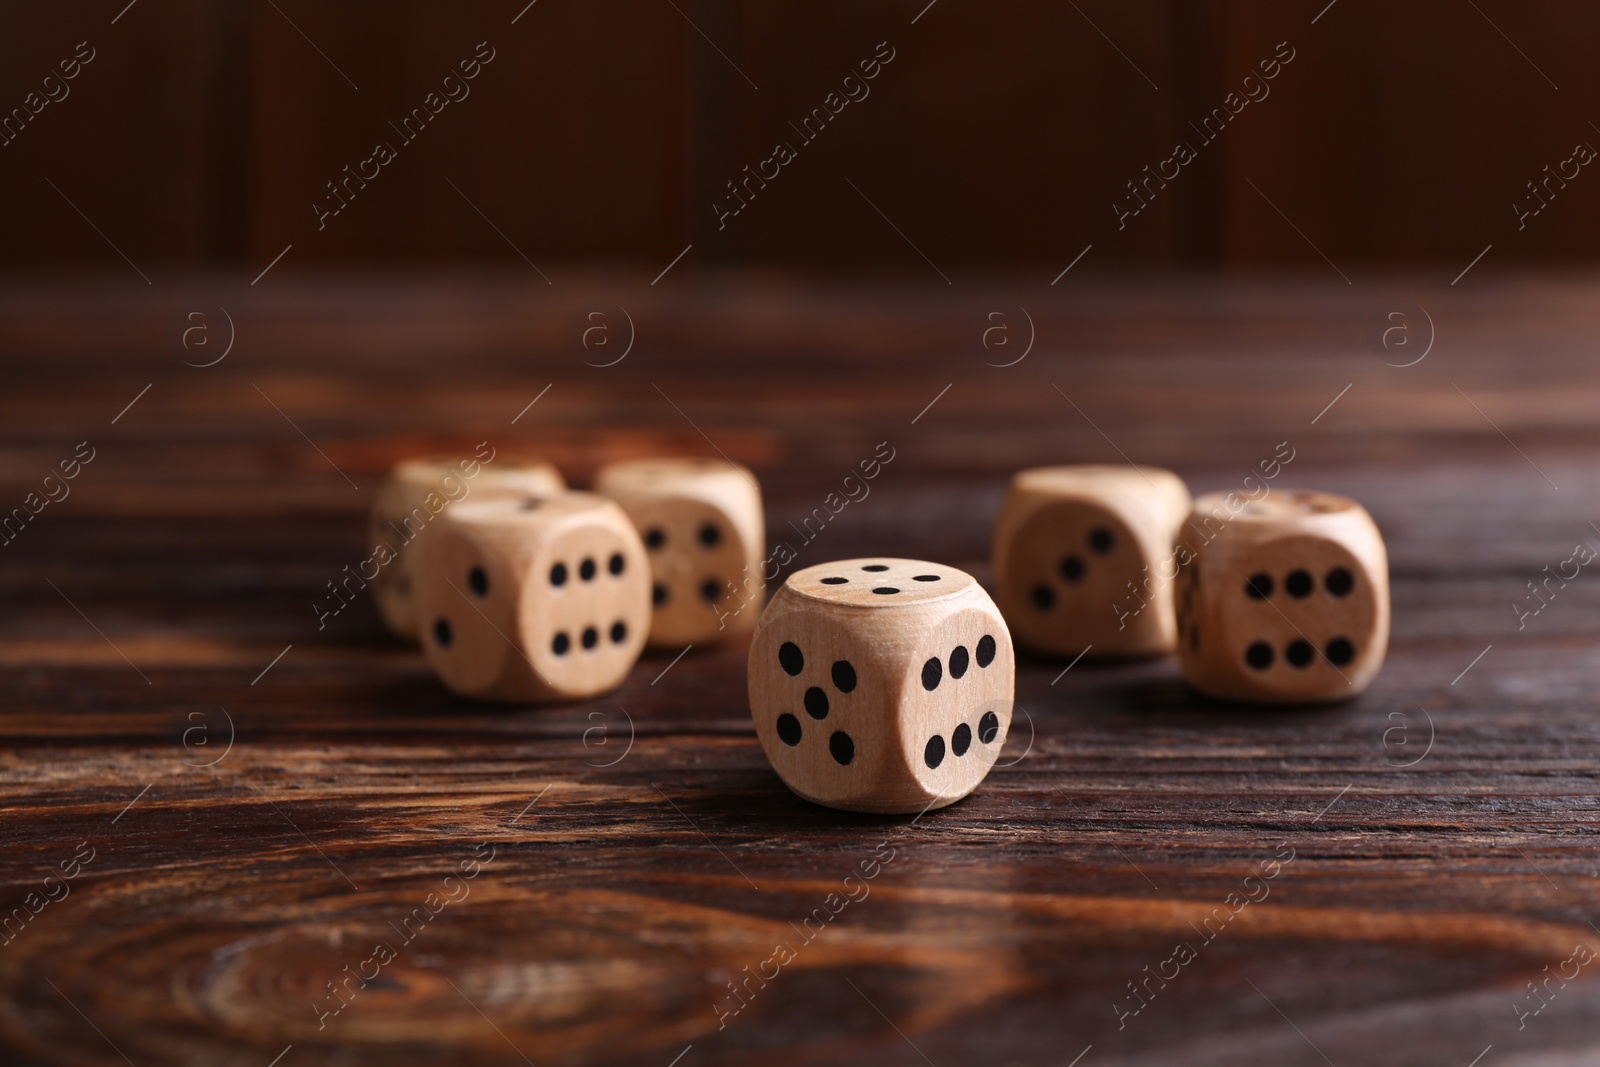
[4,267,1600,1064]
[5,0,1600,272]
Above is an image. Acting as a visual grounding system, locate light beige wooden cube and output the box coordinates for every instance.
[593,457,764,648]
[412,492,648,703]
[992,465,1191,658]
[1174,489,1389,704]
[748,558,1014,814]
[370,454,564,642]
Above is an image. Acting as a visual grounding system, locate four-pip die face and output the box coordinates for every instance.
[594,458,764,647]
[370,454,564,642]
[749,559,1015,814]
[413,492,649,703]
[1174,490,1389,704]
[993,466,1191,658]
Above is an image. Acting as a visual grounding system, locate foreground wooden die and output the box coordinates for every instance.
[748,558,1014,814]
[413,492,648,702]
[594,457,764,647]
[992,465,1191,658]
[1174,489,1389,704]
[370,454,564,641]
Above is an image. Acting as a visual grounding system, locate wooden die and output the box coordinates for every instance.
[370,453,564,641]
[748,558,1015,814]
[413,491,648,703]
[594,457,764,647]
[993,465,1191,658]
[1173,489,1389,704]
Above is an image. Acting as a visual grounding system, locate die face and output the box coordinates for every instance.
[998,500,1153,655]
[783,558,976,608]
[518,515,649,698]
[748,558,1015,814]
[994,466,1190,658]
[748,612,896,809]
[371,457,563,641]
[1012,464,1178,498]
[595,458,764,646]
[634,497,755,644]
[1177,531,1384,703]
[896,607,1014,808]
[1206,489,1356,524]
[598,456,735,486]
[415,494,647,702]
[416,521,518,696]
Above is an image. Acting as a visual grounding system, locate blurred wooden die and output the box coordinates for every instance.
[993,465,1191,658]
[369,452,563,641]
[594,457,764,647]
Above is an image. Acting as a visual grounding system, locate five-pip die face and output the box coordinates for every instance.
[748,559,1015,814]
[1174,490,1389,704]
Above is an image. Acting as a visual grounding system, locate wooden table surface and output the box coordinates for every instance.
[4,271,1600,1066]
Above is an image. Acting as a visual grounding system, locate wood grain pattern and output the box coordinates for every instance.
[3,273,1600,1064]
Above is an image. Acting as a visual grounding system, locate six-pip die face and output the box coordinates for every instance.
[1174,490,1389,704]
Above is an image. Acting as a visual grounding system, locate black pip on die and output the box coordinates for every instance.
[748,558,1015,814]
